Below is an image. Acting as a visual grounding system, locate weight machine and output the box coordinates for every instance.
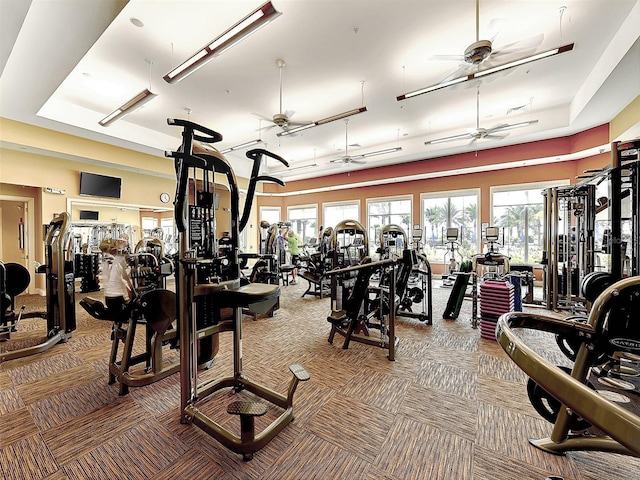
[167,118,309,461]
[1,213,76,361]
[379,224,432,323]
[327,254,409,361]
[497,275,640,457]
[542,183,596,312]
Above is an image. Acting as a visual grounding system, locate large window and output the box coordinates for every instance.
[287,204,318,244]
[367,196,412,253]
[421,190,479,263]
[491,181,566,264]
[259,206,281,226]
[323,201,360,230]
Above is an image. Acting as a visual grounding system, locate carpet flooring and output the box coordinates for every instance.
[1,275,639,480]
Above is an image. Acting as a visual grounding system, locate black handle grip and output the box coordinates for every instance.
[167,118,223,144]
[247,148,289,167]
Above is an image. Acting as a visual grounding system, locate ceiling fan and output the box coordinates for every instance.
[256,59,369,137]
[254,59,311,134]
[424,84,538,146]
[330,119,403,165]
[397,0,574,101]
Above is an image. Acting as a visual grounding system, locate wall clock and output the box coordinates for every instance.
[160,192,171,203]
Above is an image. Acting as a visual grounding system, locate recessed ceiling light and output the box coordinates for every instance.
[130,17,144,28]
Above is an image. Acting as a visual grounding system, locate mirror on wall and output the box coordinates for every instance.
[67,198,175,254]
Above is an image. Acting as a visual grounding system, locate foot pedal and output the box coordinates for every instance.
[227,401,269,417]
[289,363,310,382]
[227,401,269,462]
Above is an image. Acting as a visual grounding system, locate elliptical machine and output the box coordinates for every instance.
[442,227,463,287]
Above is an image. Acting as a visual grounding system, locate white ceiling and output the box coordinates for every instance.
[1,0,639,182]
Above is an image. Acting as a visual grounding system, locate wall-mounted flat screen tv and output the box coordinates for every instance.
[79,210,99,221]
[79,172,121,199]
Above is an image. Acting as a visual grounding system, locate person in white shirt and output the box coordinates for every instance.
[100,237,133,318]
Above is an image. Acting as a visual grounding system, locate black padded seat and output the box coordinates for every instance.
[224,282,280,306]
[197,282,281,315]
[135,289,176,335]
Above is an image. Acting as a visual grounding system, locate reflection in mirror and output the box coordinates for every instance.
[67,198,176,255]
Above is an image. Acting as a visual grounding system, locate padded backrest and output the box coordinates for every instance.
[343,257,375,317]
[5,262,31,298]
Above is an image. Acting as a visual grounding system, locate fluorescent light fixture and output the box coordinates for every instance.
[277,123,316,137]
[316,106,368,125]
[219,138,262,154]
[475,45,574,78]
[424,133,472,145]
[164,1,281,84]
[398,43,574,101]
[362,146,402,158]
[277,107,368,137]
[99,88,157,126]
[286,163,318,172]
[397,77,467,101]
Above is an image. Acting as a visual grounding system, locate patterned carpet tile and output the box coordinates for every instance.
[0,406,39,448]
[338,369,411,414]
[397,382,477,441]
[27,379,120,430]
[473,444,566,480]
[5,352,84,385]
[0,384,25,414]
[306,393,396,463]
[419,344,480,372]
[0,433,59,480]
[415,361,477,399]
[41,396,153,465]
[476,375,537,417]
[262,431,370,480]
[568,450,640,480]
[374,416,474,480]
[478,352,529,384]
[16,363,102,405]
[475,402,581,478]
[150,449,226,480]
[61,419,189,480]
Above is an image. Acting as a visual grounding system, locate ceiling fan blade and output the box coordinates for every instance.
[486,18,506,43]
[284,109,296,119]
[488,119,539,134]
[429,54,465,62]
[492,33,544,58]
[253,112,274,122]
[288,119,314,127]
[350,158,366,165]
[483,133,508,140]
[276,106,367,137]
[256,123,277,131]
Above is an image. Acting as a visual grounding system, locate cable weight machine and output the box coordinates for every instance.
[1,213,76,361]
[167,118,309,461]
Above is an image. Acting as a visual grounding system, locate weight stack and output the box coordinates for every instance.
[479,280,514,341]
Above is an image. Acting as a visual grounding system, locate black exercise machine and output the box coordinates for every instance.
[379,224,433,324]
[1,213,76,362]
[80,244,181,395]
[300,227,332,298]
[167,118,309,461]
